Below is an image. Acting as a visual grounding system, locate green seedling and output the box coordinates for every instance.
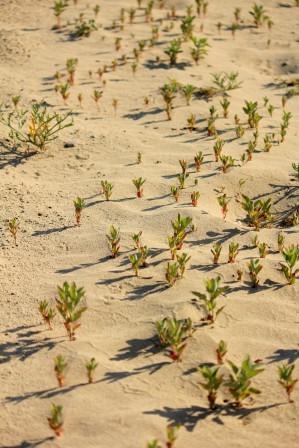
[248,259,263,287]
[165,262,180,287]
[226,356,264,407]
[138,245,149,267]
[176,252,191,277]
[164,39,182,65]
[280,245,299,285]
[53,0,68,28]
[179,159,188,174]
[170,185,180,202]
[211,72,242,92]
[217,193,231,219]
[132,231,143,249]
[216,340,227,364]
[235,124,245,138]
[292,163,299,180]
[160,82,177,120]
[268,104,274,117]
[220,154,236,173]
[277,231,285,252]
[74,18,97,38]
[156,316,194,361]
[101,180,113,201]
[177,172,189,189]
[246,140,256,161]
[0,103,73,152]
[132,177,146,198]
[66,58,78,85]
[220,97,230,118]
[213,138,224,162]
[258,242,268,258]
[56,282,87,341]
[137,151,142,164]
[187,113,196,132]
[94,5,100,16]
[278,363,297,403]
[194,151,204,172]
[77,93,83,107]
[192,276,228,323]
[171,213,193,249]
[39,300,56,330]
[191,191,200,207]
[241,195,272,230]
[181,15,195,40]
[199,365,224,409]
[129,253,142,276]
[181,84,196,105]
[8,217,19,245]
[190,37,209,64]
[48,403,64,437]
[73,197,85,226]
[92,89,103,110]
[58,83,70,105]
[249,3,268,27]
[228,242,239,263]
[106,225,120,258]
[166,424,180,448]
[211,242,222,264]
[86,358,98,383]
[54,355,67,387]
[280,111,292,143]
[243,100,258,128]
[263,133,273,152]
[168,235,179,260]
[12,95,21,109]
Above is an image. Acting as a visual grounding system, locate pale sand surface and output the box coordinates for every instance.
[0,0,299,447]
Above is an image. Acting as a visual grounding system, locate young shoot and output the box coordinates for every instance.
[156,317,194,361]
[192,276,228,323]
[106,225,120,258]
[48,403,64,437]
[101,180,113,201]
[86,358,98,384]
[199,365,224,409]
[248,259,263,287]
[54,355,67,388]
[39,300,56,330]
[216,340,227,364]
[278,363,297,403]
[280,245,299,285]
[73,197,85,226]
[56,282,87,341]
[211,242,222,264]
[132,177,146,198]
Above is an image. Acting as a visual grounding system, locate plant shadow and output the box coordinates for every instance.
[101,361,171,383]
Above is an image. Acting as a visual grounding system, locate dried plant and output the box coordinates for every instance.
[56,282,87,340]
[73,197,85,226]
[54,355,67,387]
[278,363,297,403]
[216,340,227,364]
[48,403,64,437]
[86,358,98,383]
[107,225,120,258]
[226,356,264,407]
[192,276,228,323]
[39,300,56,330]
[199,365,224,409]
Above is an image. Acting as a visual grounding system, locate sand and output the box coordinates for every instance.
[0,0,299,446]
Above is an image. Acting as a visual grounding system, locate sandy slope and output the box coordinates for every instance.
[0,0,299,446]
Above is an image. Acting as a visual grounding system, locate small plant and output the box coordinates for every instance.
[217,193,231,219]
[48,403,64,437]
[280,245,299,285]
[160,82,177,120]
[129,253,142,276]
[237,269,243,281]
[176,252,191,277]
[56,282,87,341]
[156,316,193,361]
[8,217,19,245]
[194,151,204,172]
[181,15,195,40]
[132,231,143,249]
[171,213,193,250]
[187,113,196,131]
[177,172,189,189]
[216,340,227,364]
[241,195,272,230]
[0,103,73,152]
[106,225,120,258]
[248,259,263,287]
[228,242,239,263]
[258,242,268,258]
[54,355,67,387]
[191,191,200,207]
[179,159,188,174]
[53,0,68,28]
[192,276,228,323]
[190,36,209,64]
[278,363,297,403]
[92,89,103,110]
[277,231,285,252]
[211,242,222,264]
[199,365,224,409]
[249,3,268,27]
[292,162,299,180]
[12,95,21,109]
[39,300,56,330]
[243,100,258,128]
[101,180,113,201]
[73,197,85,226]
[181,84,196,105]
[86,358,98,383]
[164,39,182,65]
[280,111,292,143]
[220,97,230,118]
[74,18,98,38]
[170,185,180,203]
[66,58,78,85]
[165,262,180,287]
[132,177,146,198]
[263,133,273,152]
[211,72,242,92]
[213,138,224,162]
[235,124,245,138]
[166,424,180,448]
[226,356,264,407]
[220,154,236,173]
